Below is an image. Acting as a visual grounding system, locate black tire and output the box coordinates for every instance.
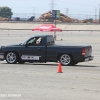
[59,54,72,66]
[18,61,25,64]
[71,62,78,66]
[5,52,18,64]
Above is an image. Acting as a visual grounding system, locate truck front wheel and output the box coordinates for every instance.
[59,54,72,66]
[5,52,18,64]
[71,62,78,66]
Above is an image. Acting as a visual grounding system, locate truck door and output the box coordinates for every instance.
[20,37,46,62]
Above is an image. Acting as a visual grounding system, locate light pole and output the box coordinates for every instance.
[33,7,35,16]
[99,4,100,23]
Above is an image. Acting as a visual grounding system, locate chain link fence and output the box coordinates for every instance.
[0,13,99,23]
[11,13,99,19]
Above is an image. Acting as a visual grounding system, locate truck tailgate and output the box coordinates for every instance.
[84,46,92,57]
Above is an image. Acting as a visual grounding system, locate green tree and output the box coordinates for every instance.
[0,6,13,19]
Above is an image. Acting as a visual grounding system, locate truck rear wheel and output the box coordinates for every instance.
[59,54,72,66]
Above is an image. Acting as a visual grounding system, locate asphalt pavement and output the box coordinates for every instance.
[0,30,100,100]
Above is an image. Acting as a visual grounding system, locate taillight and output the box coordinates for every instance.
[82,48,85,56]
[90,47,92,53]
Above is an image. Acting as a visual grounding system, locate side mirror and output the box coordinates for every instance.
[25,43,28,47]
[19,43,22,45]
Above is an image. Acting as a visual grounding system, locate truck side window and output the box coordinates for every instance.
[47,36,54,45]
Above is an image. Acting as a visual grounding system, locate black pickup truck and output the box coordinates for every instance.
[0,35,93,66]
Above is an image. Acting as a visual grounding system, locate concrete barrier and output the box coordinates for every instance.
[0,22,100,30]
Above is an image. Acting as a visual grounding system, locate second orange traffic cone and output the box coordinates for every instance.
[57,63,63,73]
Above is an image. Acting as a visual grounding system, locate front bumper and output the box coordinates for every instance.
[84,56,94,62]
[0,53,4,61]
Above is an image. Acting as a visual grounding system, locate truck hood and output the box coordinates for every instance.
[0,44,23,48]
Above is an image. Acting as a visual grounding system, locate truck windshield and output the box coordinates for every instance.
[20,37,33,45]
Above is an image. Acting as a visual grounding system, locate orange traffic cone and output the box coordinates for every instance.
[57,63,63,73]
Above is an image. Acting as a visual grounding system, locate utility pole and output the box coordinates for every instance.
[99,4,100,23]
[51,0,54,10]
[78,14,80,20]
[95,8,97,20]
[66,8,68,16]
[33,7,35,16]
[50,0,56,11]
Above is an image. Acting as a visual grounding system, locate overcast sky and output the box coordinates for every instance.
[0,0,100,19]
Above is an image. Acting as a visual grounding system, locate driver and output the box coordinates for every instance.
[36,38,42,45]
